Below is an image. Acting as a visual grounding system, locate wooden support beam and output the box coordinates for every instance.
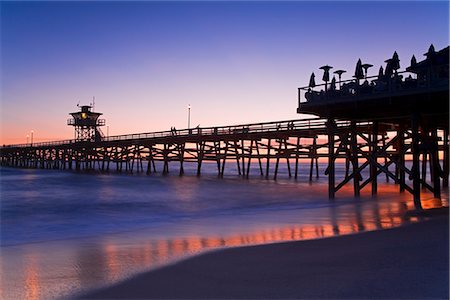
[241,139,246,178]
[382,133,389,182]
[309,136,317,181]
[443,128,449,187]
[421,151,428,188]
[398,127,406,191]
[274,139,283,180]
[284,139,292,178]
[294,137,300,179]
[265,139,271,179]
[350,121,360,197]
[431,128,441,198]
[234,141,241,176]
[163,143,169,175]
[371,121,378,195]
[411,113,422,210]
[246,140,253,179]
[196,141,205,176]
[327,119,335,199]
[220,141,229,177]
[214,141,221,177]
[178,143,185,176]
[255,141,264,176]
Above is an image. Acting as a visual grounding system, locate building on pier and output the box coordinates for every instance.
[68,105,106,142]
[297,44,449,209]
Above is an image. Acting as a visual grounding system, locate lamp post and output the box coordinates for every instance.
[319,65,333,92]
[26,134,29,144]
[107,125,109,138]
[333,70,346,89]
[361,63,373,79]
[31,130,34,146]
[188,104,191,129]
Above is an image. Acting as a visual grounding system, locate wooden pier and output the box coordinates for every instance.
[1,44,448,210]
[0,118,352,179]
[297,44,449,209]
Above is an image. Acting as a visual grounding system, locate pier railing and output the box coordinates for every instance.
[1,117,358,149]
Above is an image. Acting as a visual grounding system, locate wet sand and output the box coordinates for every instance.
[82,209,449,299]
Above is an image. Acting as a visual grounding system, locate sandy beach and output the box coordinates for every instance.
[82,209,449,299]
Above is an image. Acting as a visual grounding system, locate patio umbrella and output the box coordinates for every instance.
[378,66,384,79]
[330,76,336,91]
[354,59,364,81]
[424,44,436,64]
[410,55,417,67]
[424,44,435,57]
[391,51,400,72]
[309,72,316,89]
[384,58,393,78]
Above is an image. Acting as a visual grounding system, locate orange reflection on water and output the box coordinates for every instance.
[143,242,153,265]
[156,240,169,262]
[171,238,186,256]
[421,197,443,210]
[204,236,223,248]
[24,254,39,300]
[186,236,202,253]
[104,243,119,281]
[17,191,447,300]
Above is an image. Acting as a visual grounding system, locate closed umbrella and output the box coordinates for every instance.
[424,44,436,64]
[378,66,384,79]
[309,72,316,89]
[410,55,417,67]
[391,51,400,73]
[384,58,393,78]
[424,44,435,57]
[330,76,336,91]
[354,59,364,82]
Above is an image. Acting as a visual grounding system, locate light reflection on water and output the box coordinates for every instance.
[0,165,448,300]
[2,193,446,300]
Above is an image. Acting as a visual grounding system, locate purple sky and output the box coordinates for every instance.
[1,1,448,144]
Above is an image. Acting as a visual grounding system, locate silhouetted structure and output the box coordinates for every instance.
[68,105,105,142]
[1,45,448,210]
[298,44,449,209]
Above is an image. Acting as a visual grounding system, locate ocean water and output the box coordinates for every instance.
[0,162,447,299]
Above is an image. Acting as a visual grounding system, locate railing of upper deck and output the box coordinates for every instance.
[298,70,449,107]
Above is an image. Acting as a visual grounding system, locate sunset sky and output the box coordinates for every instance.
[1,1,448,144]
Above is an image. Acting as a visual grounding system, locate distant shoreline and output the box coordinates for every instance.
[82,208,449,299]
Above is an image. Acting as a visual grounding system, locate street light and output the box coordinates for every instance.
[26,134,29,144]
[188,104,191,129]
[31,130,34,146]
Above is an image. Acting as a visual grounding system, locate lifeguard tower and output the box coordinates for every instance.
[68,105,105,142]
